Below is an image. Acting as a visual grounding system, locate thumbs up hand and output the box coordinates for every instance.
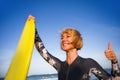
[104,42,117,63]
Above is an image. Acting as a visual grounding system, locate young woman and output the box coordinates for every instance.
[32,16,120,80]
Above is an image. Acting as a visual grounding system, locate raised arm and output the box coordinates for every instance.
[105,42,120,79]
[34,28,61,72]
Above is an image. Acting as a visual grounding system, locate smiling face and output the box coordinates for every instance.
[61,33,75,51]
[60,28,83,51]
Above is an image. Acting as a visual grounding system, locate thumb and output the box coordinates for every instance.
[108,42,112,50]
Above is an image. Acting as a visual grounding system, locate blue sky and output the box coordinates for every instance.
[0,0,120,77]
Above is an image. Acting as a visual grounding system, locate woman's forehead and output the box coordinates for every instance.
[61,33,71,37]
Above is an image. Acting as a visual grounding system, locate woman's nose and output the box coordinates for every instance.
[62,37,67,42]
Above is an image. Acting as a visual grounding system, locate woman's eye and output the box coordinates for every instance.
[67,35,70,38]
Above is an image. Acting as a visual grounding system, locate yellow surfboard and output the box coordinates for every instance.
[5,15,35,80]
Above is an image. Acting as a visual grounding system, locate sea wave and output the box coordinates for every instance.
[27,73,58,80]
[0,69,111,80]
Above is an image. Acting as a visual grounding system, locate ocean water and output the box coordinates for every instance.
[0,69,111,80]
[26,74,99,80]
[27,69,111,80]
[27,74,58,80]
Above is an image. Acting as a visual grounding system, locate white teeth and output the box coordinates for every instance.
[63,43,69,46]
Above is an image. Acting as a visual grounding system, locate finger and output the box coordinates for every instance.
[28,15,35,20]
[108,42,112,50]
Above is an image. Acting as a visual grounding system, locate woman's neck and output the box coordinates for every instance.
[66,49,79,65]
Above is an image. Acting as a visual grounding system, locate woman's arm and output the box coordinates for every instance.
[87,58,112,80]
[35,29,61,72]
